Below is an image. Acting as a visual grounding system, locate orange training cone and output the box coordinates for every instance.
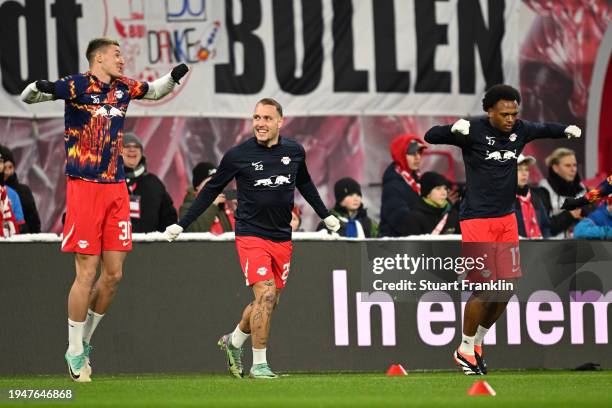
[467,380,496,396]
[386,364,408,376]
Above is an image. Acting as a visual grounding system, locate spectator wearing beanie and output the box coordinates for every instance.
[178,161,235,234]
[379,134,427,237]
[122,133,177,233]
[404,171,460,236]
[317,177,378,238]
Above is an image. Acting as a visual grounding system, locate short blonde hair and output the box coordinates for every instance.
[86,37,120,64]
[545,147,575,167]
[256,98,283,117]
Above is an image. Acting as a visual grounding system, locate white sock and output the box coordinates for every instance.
[67,319,85,356]
[231,325,250,348]
[474,325,489,347]
[83,309,105,344]
[252,348,267,365]
[459,334,475,356]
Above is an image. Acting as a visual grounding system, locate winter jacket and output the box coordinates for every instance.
[514,186,551,238]
[179,187,234,233]
[538,171,586,237]
[379,163,422,236]
[5,173,40,233]
[404,199,459,236]
[125,159,177,233]
[573,203,612,240]
[378,134,426,237]
[5,186,24,231]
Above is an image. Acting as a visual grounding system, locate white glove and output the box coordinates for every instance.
[564,125,581,138]
[451,119,470,135]
[323,215,340,232]
[164,224,183,242]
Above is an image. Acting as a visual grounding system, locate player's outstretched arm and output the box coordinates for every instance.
[562,175,612,211]
[560,196,589,211]
[295,156,340,232]
[523,121,581,142]
[424,119,469,146]
[20,80,56,104]
[142,63,189,100]
[563,125,581,139]
[165,149,239,242]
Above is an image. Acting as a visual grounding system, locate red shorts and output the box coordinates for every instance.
[235,236,292,289]
[460,213,521,282]
[62,177,132,255]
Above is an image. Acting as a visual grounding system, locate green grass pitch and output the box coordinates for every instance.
[1,371,610,407]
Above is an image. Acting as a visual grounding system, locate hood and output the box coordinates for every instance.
[389,134,426,174]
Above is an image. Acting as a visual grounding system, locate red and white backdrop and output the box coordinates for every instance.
[0,0,609,232]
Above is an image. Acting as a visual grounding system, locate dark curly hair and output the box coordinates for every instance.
[482,84,521,112]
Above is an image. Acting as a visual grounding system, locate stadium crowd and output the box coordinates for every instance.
[1,138,608,240]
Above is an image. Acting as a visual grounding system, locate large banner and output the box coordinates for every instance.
[0,0,522,117]
[0,0,609,232]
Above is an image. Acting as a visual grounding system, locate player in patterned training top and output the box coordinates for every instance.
[20,37,189,382]
[425,84,581,375]
[561,175,612,210]
[164,98,340,379]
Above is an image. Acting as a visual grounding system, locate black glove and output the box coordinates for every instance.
[561,196,588,211]
[170,64,189,84]
[35,80,56,95]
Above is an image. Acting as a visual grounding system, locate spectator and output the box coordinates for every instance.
[573,196,612,240]
[5,185,24,233]
[538,148,586,237]
[0,145,40,232]
[379,134,427,237]
[290,205,302,232]
[404,172,459,236]
[318,177,378,238]
[122,133,177,233]
[178,162,235,234]
[515,154,551,238]
[0,151,18,237]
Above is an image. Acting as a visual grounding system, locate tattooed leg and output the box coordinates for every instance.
[238,302,254,333]
[250,279,277,349]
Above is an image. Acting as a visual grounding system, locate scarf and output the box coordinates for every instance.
[332,203,370,238]
[389,134,425,194]
[423,198,451,234]
[546,168,583,197]
[345,218,358,238]
[1,185,18,237]
[124,157,147,183]
[516,188,542,238]
[395,166,421,194]
[423,198,448,209]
